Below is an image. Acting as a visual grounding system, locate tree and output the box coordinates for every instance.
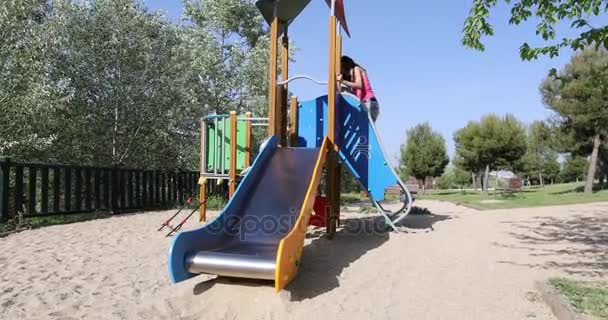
[518,121,558,186]
[543,153,561,184]
[462,0,608,60]
[597,145,608,186]
[453,166,472,192]
[436,170,454,190]
[399,123,449,193]
[0,0,270,171]
[0,0,58,160]
[454,114,527,191]
[439,165,472,192]
[560,155,589,183]
[541,48,608,194]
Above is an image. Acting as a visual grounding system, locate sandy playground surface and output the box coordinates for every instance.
[1,200,607,320]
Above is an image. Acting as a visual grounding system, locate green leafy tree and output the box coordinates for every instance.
[436,169,454,190]
[463,0,608,60]
[560,155,589,183]
[399,123,449,193]
[0,0,271,171]
[541,48,608,193]
[454,114,527,191]
[437,166,472,191]
[543,153,561,184]
[0,0,59,160]
[519,121,558,186]
[453,166,473,191]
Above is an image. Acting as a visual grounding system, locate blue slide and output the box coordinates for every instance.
[296,93,413,229]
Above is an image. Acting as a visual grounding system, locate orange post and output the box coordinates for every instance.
[267,17,280,137]
[289,96,298,146]
[244,112,252,168]
[199,118,206,222]
[326,15,338,237]
[279,32,289,146]
[229,111,237,198]
[199,177,207,222]
[334,29,343,226]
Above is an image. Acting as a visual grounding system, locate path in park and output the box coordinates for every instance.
[1,200,606,319]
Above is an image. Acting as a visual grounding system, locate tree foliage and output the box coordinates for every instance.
[560,155,589,183]
[0,0,269,170]
[518,121,559,185]
[437,166,472,191]
[399,123,449,191]
[541,48,608,193]
[453,113,527,190]
[463,0,608,60]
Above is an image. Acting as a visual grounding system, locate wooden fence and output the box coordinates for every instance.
[0,158,205,222]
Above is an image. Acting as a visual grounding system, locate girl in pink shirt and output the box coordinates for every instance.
[338,55,379,122]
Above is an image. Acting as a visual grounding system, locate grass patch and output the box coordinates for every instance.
[206,195,228,210]
[341,193,365,206]
[418,183,608,210]
[549,278,608,319]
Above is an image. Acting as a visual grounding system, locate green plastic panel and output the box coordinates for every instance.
[206,118,247,173]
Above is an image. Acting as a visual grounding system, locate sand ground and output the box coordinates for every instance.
[1,200,607,320]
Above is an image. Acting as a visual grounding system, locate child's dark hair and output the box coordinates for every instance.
[341,55,358,70]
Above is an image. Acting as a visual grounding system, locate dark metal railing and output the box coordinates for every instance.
[0,158,202,222]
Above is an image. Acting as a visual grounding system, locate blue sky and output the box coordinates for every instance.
[144,0,583,162]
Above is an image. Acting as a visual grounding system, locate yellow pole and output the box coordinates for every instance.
[199,178,207,222]
[229,111,237,198]
[245,112,252,168]
[326,15,338,237]
[267,17,280,137]
[279,31,289,146]
[334,28,343,227]
[289,96,298,146]
[199,118,206,222]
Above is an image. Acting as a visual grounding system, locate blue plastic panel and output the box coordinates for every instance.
[297,94,398,200]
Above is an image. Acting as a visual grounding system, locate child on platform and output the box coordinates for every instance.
[338,55,380,122]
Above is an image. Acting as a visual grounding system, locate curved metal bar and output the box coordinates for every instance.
[341,92,413,227]
[277,75,328,86]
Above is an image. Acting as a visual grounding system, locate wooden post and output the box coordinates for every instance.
[28,167,37,215]
[229,111,237,198]
[289,96,298,146]
[332,27,342,228]
[326,14,339,237]
[199,118,207,222]
[53,168,61,212]
[199,178,207,222]
[41,167,49,214]
[279,31,289,146]
[334,27,343,226]
[14,165,24,214]
[267,17,280,137]
[0,159,9,222]
[200,118,206,179]
[245,112,252,168]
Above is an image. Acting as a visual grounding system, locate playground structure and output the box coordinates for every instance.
[168,0,413,292]
[198,112,268,222]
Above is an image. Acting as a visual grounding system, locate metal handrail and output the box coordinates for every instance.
[277,75,328,86]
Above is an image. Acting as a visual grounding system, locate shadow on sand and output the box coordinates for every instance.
[286,215,390,301]
[495,207,608,277]
[188,207,454,298]
[287,208,452,300]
